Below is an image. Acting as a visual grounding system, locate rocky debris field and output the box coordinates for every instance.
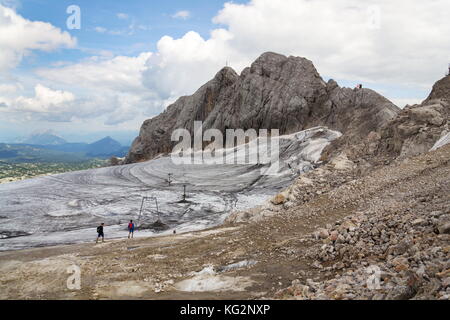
[273,145,449,300]
[0,144,448,300]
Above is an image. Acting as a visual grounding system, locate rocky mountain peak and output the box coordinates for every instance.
[424,75,450,104]
[212,66,239,86]
[24,130,67,146]
[126,52,400,163]
[248,52,325,87]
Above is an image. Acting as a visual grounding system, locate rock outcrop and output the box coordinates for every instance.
[374,75,450,159]
[375,100,449,159]
[424,75,450,104]
[322,75,450,163]
[126,52,399,163]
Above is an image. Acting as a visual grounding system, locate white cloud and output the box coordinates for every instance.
[0,0,20,9]
[94,26,107,33]
[31,52,160,125]
[0,5,76,72]
[0,82,22,94]
[143,30,243,99]
[171,10,191,20]
[13,84,75,113]
[36,52,152,93]
[94,23,136,36]
[3,0,450,130]
[138,0,450,105]
[117,13,129,20]
[209,0,450,87]
[0,81,147,124]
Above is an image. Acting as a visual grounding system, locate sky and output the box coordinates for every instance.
[0,0,449,144]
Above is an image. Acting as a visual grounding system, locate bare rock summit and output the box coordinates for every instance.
[126,52,399,163]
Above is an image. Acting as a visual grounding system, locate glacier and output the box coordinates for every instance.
[0,127,341,251]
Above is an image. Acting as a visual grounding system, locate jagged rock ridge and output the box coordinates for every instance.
[323,75,450,163]
[126,52,399,163]
[424,75,450,104]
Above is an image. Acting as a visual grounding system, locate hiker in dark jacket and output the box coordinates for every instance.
[96,223,105,243]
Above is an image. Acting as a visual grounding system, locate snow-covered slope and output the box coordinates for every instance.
[0,127,340,251]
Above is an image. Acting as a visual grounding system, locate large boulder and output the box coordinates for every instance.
[377,101,449,159]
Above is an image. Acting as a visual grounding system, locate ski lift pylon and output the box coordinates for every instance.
[138,196,159,224]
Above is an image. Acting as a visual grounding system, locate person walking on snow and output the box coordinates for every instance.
[128,220,135,239]
[96,223,105,243]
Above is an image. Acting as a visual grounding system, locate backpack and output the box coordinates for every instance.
[97,226,102,233]
[128,223,134,229]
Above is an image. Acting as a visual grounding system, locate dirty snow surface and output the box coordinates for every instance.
[174,265,255,292]
[431,132,450,151]
[0,127,341,251]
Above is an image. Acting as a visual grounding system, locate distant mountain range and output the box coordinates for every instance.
[43,136,129,158]
[0,132,129,163]
[0,144,88,163]
[23,130,67,146]
[85,137,125,157]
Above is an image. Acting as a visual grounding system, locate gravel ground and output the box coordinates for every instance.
[0,145,448,300]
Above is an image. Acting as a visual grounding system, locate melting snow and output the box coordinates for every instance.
[217,260,258,273]
[431,132,450,151]
[0,127,341,251]
[174,266,254,292]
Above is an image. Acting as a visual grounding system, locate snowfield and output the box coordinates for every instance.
[0,127,341,251]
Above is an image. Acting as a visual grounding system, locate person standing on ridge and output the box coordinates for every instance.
[96,223,105,243]
[128,220,135,239]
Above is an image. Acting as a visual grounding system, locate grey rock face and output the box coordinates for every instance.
[379,104,449,159]
[323,75,450,163]
[374,76,450,159]
[126,52,399,163]
[424,75,450,104]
